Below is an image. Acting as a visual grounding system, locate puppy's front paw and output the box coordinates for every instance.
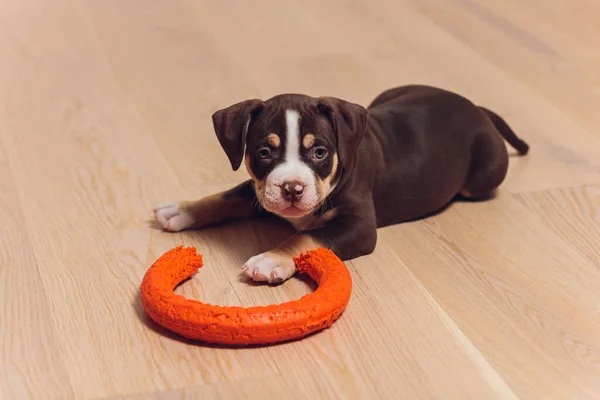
[242,252,296,284]
[153,202,196,232]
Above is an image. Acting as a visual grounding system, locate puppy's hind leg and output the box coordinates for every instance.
[460,130,510,200]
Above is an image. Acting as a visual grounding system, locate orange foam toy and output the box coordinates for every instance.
[140,246,352,345]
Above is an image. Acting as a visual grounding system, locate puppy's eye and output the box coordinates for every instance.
[256,147,272,160]
[313,146,328,160]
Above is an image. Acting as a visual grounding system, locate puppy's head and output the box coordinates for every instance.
[212,94,368,219]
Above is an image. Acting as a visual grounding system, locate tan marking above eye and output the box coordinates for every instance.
[267,133,281,148]
[302,134,315,149]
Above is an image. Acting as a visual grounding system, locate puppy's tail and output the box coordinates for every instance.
[479,106,529,155]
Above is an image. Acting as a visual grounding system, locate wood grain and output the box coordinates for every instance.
[516,186,600,266]
[380,194,600,398]
[0,138,73,398]
[409,0,600,136]
[1,0,599,398]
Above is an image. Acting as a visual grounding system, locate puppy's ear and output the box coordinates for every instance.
[212,99,265,170]
[317,97,368,168]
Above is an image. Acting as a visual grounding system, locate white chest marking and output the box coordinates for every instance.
[285,208,339,231]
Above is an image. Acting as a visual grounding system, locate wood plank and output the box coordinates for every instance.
[516,185,600,266]
[108,376,295,400]
[381,193,600,398]
[407,0,600,135]
[79,0,260,189]
[0,137,73,399]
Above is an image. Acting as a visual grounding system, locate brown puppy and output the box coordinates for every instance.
[154,85,529,283]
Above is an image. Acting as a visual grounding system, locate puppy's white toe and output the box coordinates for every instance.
[153,202,195,232]
[242,253,295,284]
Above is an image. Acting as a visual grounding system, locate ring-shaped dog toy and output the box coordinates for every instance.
[140,246,352,345]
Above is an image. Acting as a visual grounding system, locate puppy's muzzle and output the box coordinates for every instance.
[281,180,305,202]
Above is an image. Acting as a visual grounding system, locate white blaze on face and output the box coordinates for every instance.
[262,109,319,217]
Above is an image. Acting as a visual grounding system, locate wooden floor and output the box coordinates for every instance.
[1,0,600,399]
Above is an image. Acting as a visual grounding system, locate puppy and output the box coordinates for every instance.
[154,85,529,284]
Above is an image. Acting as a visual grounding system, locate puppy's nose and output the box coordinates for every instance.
[281,180,305,202]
